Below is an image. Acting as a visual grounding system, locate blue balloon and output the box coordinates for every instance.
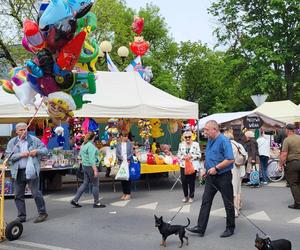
[27,73,44,95]
[68,0,92,12]
[25,60,44,78]
[39,0,73,30]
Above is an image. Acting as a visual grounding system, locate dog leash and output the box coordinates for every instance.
[205,174,269,238]
[167,204,186,224]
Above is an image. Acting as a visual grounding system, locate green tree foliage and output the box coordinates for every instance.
[209,0,300,102]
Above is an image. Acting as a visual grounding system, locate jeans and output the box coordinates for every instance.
[197,171,235,233]
[259,155,269,182]
[73,166,99,204]
[180,167,196,198]
[285,160,300,205]
[14,169,47,220]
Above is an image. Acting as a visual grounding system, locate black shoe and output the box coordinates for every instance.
[187,226,204,236]
[71,200,82,208]
[93,203,106,208]
[220,229,234,238]
[17,217,26,223]
[288,204,300,209]
[33,213,48,223]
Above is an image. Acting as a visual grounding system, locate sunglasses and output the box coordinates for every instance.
[185,136,191,139]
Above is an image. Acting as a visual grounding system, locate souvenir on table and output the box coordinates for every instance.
[54,126,65,146]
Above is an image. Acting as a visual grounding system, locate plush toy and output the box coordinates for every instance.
[150,119,164,138]
[54,126,65,146]
[147,153,156,165]
[160,144,172,156]
[41,127,52,146]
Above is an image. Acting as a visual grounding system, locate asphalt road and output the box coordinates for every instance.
[1,177,299,250]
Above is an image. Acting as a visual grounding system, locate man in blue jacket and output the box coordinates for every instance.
[188,120,235,237]
[6,122,48,223]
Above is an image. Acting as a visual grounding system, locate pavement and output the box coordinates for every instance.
[1,176,299,250]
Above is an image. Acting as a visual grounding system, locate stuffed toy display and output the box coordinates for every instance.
[54,126,65,147]
[41,127,52,146]
[150,118,164,138]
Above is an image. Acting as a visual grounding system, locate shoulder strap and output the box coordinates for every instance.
[231,141,243,155]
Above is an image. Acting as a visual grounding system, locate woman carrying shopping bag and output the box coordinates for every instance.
[116,131,133,200]
[71,132,106,208]
[177,130,201,203]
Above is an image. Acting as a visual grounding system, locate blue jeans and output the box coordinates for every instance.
[14,169,47,220]
[259,155,269,182]
[73,166,99,204]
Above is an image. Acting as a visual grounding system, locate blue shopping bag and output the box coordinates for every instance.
[129,156,141,181]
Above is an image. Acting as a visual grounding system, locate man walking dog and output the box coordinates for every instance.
[187,120,235,238]
[6,122,48,223]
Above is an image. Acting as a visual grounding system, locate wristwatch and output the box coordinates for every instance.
[214,166,219,172]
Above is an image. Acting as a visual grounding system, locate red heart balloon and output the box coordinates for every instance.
[131,16,144,35]
[130,37,149,56]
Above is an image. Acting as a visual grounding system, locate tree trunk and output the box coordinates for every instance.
[284,62,293,100]
[0,38,17,67]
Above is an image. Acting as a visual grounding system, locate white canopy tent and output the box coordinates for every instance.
[254,100,300,123]
[0,71,198,122]
[198,111,285,130]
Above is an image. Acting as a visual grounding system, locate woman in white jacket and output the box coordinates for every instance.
[177,131,201,203]
[224,130,247,217]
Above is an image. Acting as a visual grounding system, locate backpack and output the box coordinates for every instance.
[232,141,247,167]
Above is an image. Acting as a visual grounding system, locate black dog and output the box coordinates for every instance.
[154,215,190,248]
[255,233,292,250]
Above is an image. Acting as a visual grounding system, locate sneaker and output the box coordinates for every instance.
[182,197,188,203]
[261,181,268,185]
[33,213,48,223]
[188,198,194,203]
[71,200,82,208]
[93,203,106,208]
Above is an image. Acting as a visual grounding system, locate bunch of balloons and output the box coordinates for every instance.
[0,0,100,122]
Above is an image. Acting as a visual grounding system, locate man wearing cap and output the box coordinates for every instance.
[187,120,235,238]
[280,124,300,209]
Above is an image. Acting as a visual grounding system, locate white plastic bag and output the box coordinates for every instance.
[115,160,129,181]
[26,157,37,179]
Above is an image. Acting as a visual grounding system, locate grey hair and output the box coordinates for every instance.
[205,120,220,131]
[16,122,27,130]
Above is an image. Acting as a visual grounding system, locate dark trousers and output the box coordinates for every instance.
[285,160,300,205]
[197,171,235,233]
[14,169,46,220]
[259,155,269,182]
[121,180,131,195]
[180,167,196,198]
[74,166,100,204]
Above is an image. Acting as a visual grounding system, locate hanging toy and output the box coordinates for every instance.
[41,127,52,146]
[131,15,144,35]
[150,118,164,138]
[54,126,65,147]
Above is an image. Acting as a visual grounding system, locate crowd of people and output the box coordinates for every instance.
[4,120,300,240]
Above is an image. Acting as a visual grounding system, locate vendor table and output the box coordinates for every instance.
[40,167,74,192]
[140,164,181,191]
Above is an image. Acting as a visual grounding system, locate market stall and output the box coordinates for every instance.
[0,72,199,193]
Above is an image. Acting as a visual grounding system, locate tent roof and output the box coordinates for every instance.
[0,71,198,122]
[198,111,285,129]
[254,100,300,123]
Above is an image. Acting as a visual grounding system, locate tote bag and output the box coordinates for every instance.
[184,159,195,175]
[115,160,129,181]
[129,156,141,181]
[26,157,37,179]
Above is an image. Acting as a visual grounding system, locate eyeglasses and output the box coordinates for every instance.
[185,136,191,139]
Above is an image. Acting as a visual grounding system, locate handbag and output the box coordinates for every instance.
[115,160,129,181]
[232,141,247,166]
[25,156,37,179]
[129,156,141,181]
[184,158,195,175]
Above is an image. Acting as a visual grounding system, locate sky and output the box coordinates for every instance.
[125,0,219,48]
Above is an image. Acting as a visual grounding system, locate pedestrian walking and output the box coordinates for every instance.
[279,124,300,209]
[116,131,133,200]
[224,130,247,218]
[71,132,106,208]
[187,120,235,238]
[5,122,48,223]
[177,130,201,203]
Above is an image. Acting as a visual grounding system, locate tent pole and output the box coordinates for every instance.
[197,119,200,144]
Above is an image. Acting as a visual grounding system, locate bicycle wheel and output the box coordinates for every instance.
[267,160,284,182]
